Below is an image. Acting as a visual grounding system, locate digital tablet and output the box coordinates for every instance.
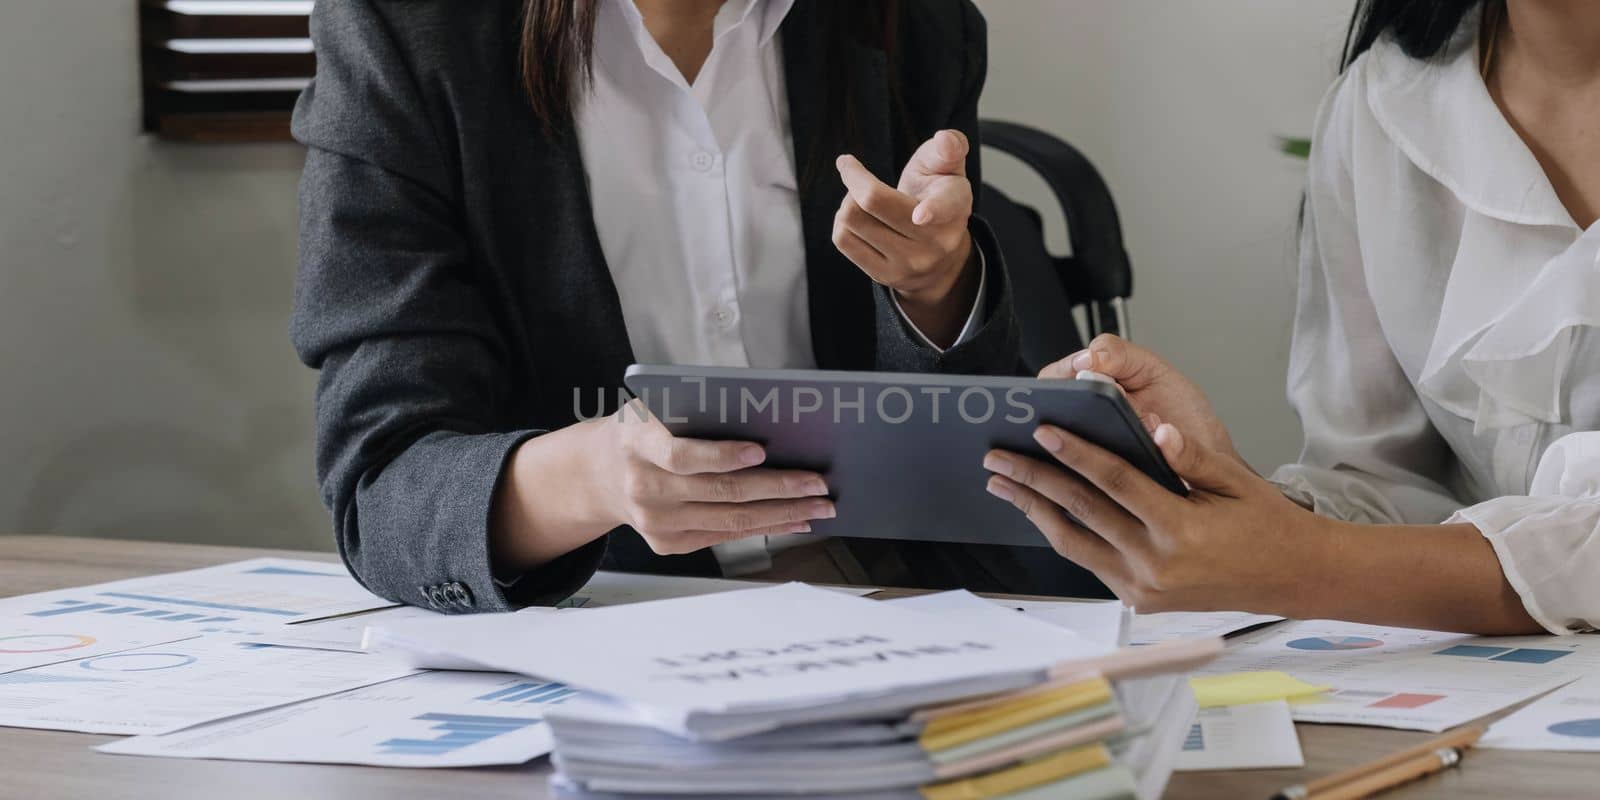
[623,365,1185,548]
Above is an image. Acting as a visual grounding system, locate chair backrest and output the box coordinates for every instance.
[979,120,1133,373]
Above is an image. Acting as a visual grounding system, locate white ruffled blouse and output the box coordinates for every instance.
[1272,14,1600,634]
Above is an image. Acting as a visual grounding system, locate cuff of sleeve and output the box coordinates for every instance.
[890,245,988,353]
[870,215,1020,376]
[1449,501,1578,635]
[1269,479,1319,512]
[493,538,607,608]
[463,430,604,611]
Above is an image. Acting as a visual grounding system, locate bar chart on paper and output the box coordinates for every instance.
[378,713,545,757]
[476,681,577,706]
[0,559,393,627]
[99,670,559,768]
[1175,701,1304,771]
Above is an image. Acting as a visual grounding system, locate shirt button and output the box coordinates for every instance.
[711,306,737,328]
[689,151,716,172]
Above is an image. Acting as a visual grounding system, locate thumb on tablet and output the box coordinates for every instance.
[1152,423,1245,493]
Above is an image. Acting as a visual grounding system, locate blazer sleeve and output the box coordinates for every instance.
[290,0,604,612]
[871,0,1021,377]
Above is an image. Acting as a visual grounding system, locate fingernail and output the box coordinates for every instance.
[804,477,829,496]
[739,446,765,466]
[812,501,837,519]
[792,523,814,534]
[1034,427,1064,453]
[1071,351,1094,371]
[983,452,1014,477]
[912,206,930,225]
[1155,424,1180,453]
[986,477,1015,502]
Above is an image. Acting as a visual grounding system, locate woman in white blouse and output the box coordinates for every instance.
[982,0,1600,634]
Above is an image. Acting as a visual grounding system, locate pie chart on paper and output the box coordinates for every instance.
[1548,719,1600,738]
[0,634,96,653]
[1286,636,1384,652]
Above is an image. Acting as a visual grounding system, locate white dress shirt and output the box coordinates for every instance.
[576,0,984,575]
[1274,10,1600,634]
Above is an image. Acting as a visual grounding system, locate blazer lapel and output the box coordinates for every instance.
[782,6,893,371]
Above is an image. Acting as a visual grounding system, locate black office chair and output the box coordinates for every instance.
[978,120,1132,373]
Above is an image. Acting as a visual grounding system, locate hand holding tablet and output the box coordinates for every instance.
[623,365,1184,549]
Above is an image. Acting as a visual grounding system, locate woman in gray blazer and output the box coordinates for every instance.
[291,0,1054,613]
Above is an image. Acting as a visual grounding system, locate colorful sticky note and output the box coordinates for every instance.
[1189,671,1327,709]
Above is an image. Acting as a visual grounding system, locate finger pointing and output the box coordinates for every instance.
[836,154,917,233]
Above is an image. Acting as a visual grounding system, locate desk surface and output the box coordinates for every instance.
[0,535,1588,800]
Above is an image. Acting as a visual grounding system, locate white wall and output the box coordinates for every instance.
[0,1,1354,550]
[975,0,1354,470]
[0,2,325,549]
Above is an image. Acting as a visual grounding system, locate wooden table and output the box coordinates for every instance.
[0,535,1589,799]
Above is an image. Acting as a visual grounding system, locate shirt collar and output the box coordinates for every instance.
[604,0,794,53]
[756,0,796,47]
[1362,5,1577,230]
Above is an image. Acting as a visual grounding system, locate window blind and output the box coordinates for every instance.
[139,0,314,142]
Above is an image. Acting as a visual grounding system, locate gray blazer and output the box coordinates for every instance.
[291,0,1098,613]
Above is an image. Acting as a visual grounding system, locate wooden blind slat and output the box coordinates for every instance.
[147,50,315,81]
[139,0,313,142]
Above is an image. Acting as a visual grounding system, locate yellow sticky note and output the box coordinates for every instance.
[1189,671,1327,709]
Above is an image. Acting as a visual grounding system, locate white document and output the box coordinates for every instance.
[1129,612,1284,645]
[889,592,1116,655]
[244,606,451,654]
[98,670,562,767]
[1482,675,1600,752]
[0,635,418,735]
[377,584,1088,735]
[562,571,877,608]
[0,612,196,674]
[0,558,394,628]
[986,599,1126,645]
[1201,620,1600,732]
[985,600,1281,648]
[1173,700,1303,771]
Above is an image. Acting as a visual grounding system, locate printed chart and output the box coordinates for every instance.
[476,681,578,706]
[0,635,417,735]
[100,671,562,767]
[377,713,544,758]
[1483,676,1600,752]
[1201,620,1600,731]
[0,614,194,675]
[0,558,393,628]
[1174,700,1303,771]
[1286,636,1383,651]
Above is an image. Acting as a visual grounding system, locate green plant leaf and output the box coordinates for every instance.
[1278,136,1311,160]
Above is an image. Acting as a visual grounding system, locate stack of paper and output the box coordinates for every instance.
[375,584,1220,799]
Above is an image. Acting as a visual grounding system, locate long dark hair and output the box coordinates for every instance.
[517,0,907,172]
[1340,0,1490,70]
